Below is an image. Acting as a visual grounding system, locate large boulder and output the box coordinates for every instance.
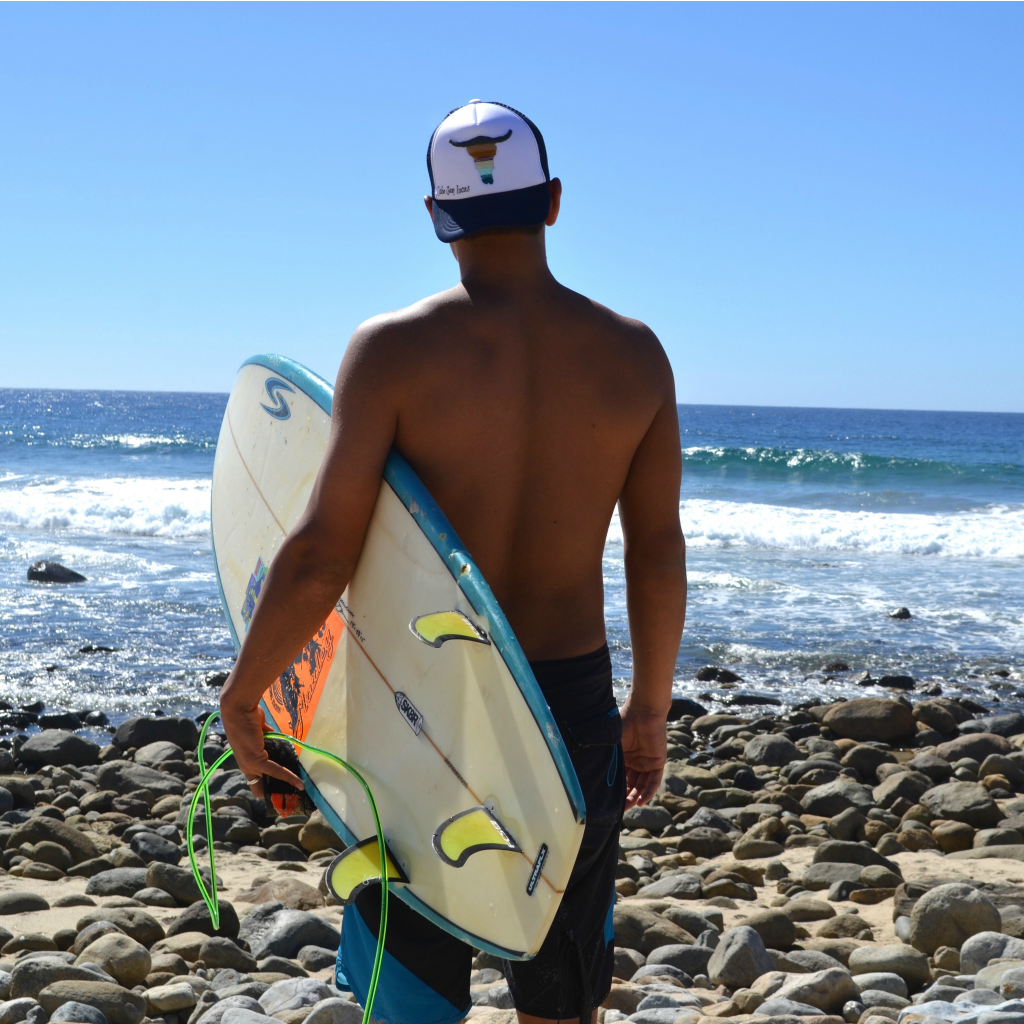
[707,926,774,989]
[908,882,1001,954]
[960,932,1024,974]
[113,717,199,752]
[801,779,874,817]
[920,782,1003,829]
[5,817,98,865]
[97,761,184,798]
[28,561,86,583]
[936,733,1012,763]
[744,734,802,768]
[820,699,915,743]
[19,731,100,769]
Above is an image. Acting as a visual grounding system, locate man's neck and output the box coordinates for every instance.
[452,230,557,298]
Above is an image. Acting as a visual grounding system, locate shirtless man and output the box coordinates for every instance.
[220,100,686,1024]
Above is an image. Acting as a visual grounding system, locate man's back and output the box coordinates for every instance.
[348,267,673,660]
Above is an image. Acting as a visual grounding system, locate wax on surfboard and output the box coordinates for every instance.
[211,354,587,959]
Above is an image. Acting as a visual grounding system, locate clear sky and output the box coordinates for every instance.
[1,3,1021,412]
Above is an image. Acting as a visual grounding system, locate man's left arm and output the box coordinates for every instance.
[219,324,400,792]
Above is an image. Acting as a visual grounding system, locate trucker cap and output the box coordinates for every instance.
[427,100,551,242]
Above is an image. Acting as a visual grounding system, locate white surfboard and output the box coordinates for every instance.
[211,355,586,959]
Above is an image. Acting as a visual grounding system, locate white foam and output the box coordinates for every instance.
[0,476,210,539]
[606,501,1024,559]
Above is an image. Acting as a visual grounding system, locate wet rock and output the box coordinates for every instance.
[113,717,199,752]
[908,883,1001,954]
[37,981,146,1024]
[7,818,98,865]
[920,782,1003,828]
[199,937,257,973]
[84,868,149,898]
[237,903,339,960]
[801,779,875,817]
[96,761,184,798]
[129,832,181,866]
[818,699,916,744]
[28,561,86,584]
[937,734,1013,763]
[889,608,912,619]
[75,908,165,947]
[167,900,240,940]
[745,735,802,767]
[19,731,100,769]
[848,944,931,989]
[0,893,49,915]
[707,925,774,989]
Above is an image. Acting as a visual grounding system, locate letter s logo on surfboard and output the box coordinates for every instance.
[260,377,296,420]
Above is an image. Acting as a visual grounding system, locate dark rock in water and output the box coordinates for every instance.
[83,711,108,727]
[21,700,45,713]
[167,899,239,939]
[27,561,86,584]
[37,712,82,730]
[205,672,231,688]
[961,713,1024,738]
[695,666,742,684]
[19,730,100,769]
[113,716,199,752]
[78,645,119,654]
[877,675,916,690]
[724,693,782,707]
[668,697,707,721]
[84,868,150,897]
[889,607,912,619]
[823,661,851,673]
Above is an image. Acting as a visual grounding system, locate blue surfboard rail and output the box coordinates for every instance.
[216,354,588,959]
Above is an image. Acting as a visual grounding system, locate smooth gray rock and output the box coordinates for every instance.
[238,904,339,961]
[167,900,239,940]
[84,869,149,898]
[130,832,181,866]
[0,999,41,1024]
[146,862,205,906]
[854,974,909,998]
[963,934,1024,975]
[801,862,866,891]
[848,944,930,989]
[0,893,50,915]
[622,805,672,833]
[10,959,113,1000]
[96,760,184,798]
[631,965,692,984]
[644,943,713,977]
[873,771,933,810]
[50,1001,108,1024]
[813,840,900,871]
[860,990,911,1010]
[195,997,266,1024]
[296,946,336,972]
[19,731,100,769]
[910,883,1002,955]
[113,717,199,752]
[758,998,824,1016]
[707,925,774,989]
[801,779,875,817]
[217,1011,269,1024]
[962,715,1024,738]
[922,783,1003,829]
[635,873,702,900]
[775,968,859,1012]
[133,741,186,767]
[300,999,363,1024]
[257,978,332,1015]
[199,938,257,973]
[745,734,802,768]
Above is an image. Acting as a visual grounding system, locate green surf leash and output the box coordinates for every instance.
[186,712,388,1024]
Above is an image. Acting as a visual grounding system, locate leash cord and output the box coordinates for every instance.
[186,713,388,1024]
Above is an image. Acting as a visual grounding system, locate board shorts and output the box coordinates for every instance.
[336,644,626,1024]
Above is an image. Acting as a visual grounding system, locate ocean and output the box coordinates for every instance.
[1,386,1021,738]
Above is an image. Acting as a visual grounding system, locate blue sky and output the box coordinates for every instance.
[1,3,1021,412]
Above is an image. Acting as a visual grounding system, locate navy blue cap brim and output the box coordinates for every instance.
[432,182,550,242]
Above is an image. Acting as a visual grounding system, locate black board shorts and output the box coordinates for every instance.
[337,644,626,1024]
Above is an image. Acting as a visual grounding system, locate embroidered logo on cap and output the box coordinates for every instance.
[449,130,513,185]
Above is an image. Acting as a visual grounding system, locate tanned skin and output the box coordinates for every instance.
[220,178,686,1024]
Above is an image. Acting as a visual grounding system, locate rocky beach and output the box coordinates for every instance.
[1,693,1024,1024]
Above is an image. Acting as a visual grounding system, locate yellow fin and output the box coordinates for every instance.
[410,610,489,648]
[432,806,521,868]
[325,837,409,904]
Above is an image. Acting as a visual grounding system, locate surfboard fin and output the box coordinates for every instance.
[410,610,490,648]
[432,806,521,867]
[324,837,410,904]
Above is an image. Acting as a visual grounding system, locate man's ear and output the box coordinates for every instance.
[545,178,562,226]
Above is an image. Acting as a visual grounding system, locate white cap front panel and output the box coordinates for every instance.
[430,102,546,201]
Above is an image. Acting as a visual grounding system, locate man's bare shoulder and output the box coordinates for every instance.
[348,288,467,350]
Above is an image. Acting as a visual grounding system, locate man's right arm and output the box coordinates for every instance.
[616,357,686,808]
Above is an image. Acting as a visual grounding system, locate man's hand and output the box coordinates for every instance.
[220,681,304,800]
[620,701,668,808]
